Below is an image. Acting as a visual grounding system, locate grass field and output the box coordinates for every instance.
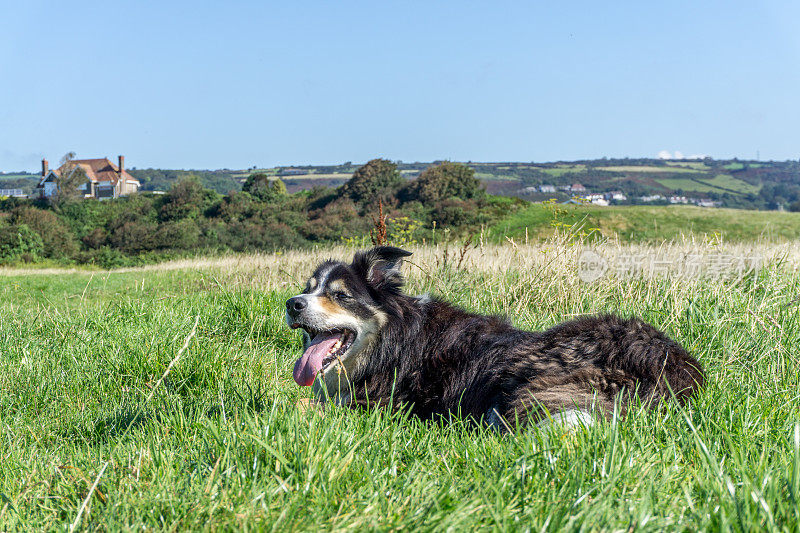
[723,163,763,171]
[1,243,799,530]
[0,174,37,181]
[474,172,518,181]
[664,162,710,170]
[492,204,800,243]
[280,173,353,180]
[596,166,701,173]
[540,165,586,177]
[654,175,759,195]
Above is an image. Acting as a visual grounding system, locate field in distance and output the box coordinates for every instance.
[7,158,799,210]
[1,242,798,530]
[491,203,800,243]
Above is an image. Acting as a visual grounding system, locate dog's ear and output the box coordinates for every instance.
[352,246,412,290]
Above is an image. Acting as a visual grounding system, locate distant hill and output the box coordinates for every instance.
[8,158,800,210]
[0,172,39,194]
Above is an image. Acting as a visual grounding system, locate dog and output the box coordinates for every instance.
[285,246,704,430]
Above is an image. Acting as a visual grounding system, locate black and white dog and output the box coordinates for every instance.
[286,246,704,430]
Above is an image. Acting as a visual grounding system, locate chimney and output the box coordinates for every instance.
[118,155,125,174]
[42,159,48,177]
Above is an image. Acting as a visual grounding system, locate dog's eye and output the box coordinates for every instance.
[333,291,352,301]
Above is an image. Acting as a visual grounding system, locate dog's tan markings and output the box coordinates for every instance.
[317,295,342,314]
[326,280,350,297]
[373,308,388,327]
[306,277,317,291]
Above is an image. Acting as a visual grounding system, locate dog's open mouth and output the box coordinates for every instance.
[291,327,356,386]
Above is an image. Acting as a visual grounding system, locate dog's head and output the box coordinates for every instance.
[286,246,412,390]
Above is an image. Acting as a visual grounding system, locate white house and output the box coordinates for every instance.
[640,195,664,202]
[583,193,609,206]
[605,191,627,201]
[696,199,720,208]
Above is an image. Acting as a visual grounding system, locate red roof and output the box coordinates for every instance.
[52,158,139,186]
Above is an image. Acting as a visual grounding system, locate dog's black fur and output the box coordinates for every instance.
[287,246,705,429]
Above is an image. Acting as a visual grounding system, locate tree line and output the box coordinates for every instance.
[0,159,519,267]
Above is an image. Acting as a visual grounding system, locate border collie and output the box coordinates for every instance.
[286,246,704,430]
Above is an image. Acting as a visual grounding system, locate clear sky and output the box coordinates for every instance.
[2,1,799,171]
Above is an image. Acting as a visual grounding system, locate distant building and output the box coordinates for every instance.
[570,183,586,193]
[0,189,26,198]
[35,156,140,199]
[640,194,664,202]
[539,184,556,193]
[605,191,627,201]
[696,199,720,208]
[669,196,688,204]
[583,193,609,206]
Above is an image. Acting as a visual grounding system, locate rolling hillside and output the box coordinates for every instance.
[7,157,800,210]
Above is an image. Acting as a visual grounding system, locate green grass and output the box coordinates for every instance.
[596,166,701,173]
[664,161,710,170]
[0,174,37,181]
[654,174,759,195]
[540,165,585,177]
[702,174,761,194]
[493,204,800,242]
[474,172,517,181]
[1,246,799,530]
[653,178,719,193]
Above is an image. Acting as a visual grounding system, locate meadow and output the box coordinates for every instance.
[493,204,800,243]
[653,175,759,196]
[0,240,799,530]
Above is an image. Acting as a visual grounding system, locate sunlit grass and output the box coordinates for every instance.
[0,241,799,530]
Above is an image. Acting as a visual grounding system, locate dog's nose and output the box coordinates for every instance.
[286,296,307,316]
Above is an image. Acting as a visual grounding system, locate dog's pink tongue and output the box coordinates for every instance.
[293,332,342,386]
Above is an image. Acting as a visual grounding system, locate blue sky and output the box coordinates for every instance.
[1,1,799,171]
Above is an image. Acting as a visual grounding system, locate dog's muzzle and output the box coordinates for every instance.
[286,296,307,321]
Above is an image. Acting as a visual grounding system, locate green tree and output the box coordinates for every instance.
[0,224,44,263]
[403,162,484,204]
[159,178,221,221]
[52,152,89,206]
[340,159,403,206]
[11,206,78,259]
[242,173,287,201]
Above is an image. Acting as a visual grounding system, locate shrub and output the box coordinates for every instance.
[0,224,44,263]
[160,179,221,221]
[213,192,261,222]
[81,246,133,269]
[340,159,403,206]
[109,221,158,253]
[10,206,78,259]
[222,220,306,251]
[302,198,368,242]
[155,219,201,250]
[430,198,485,227]
[82,228,108,249]
[243,174,288,202]
[57,200,107,239]
[403,162,484,204]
